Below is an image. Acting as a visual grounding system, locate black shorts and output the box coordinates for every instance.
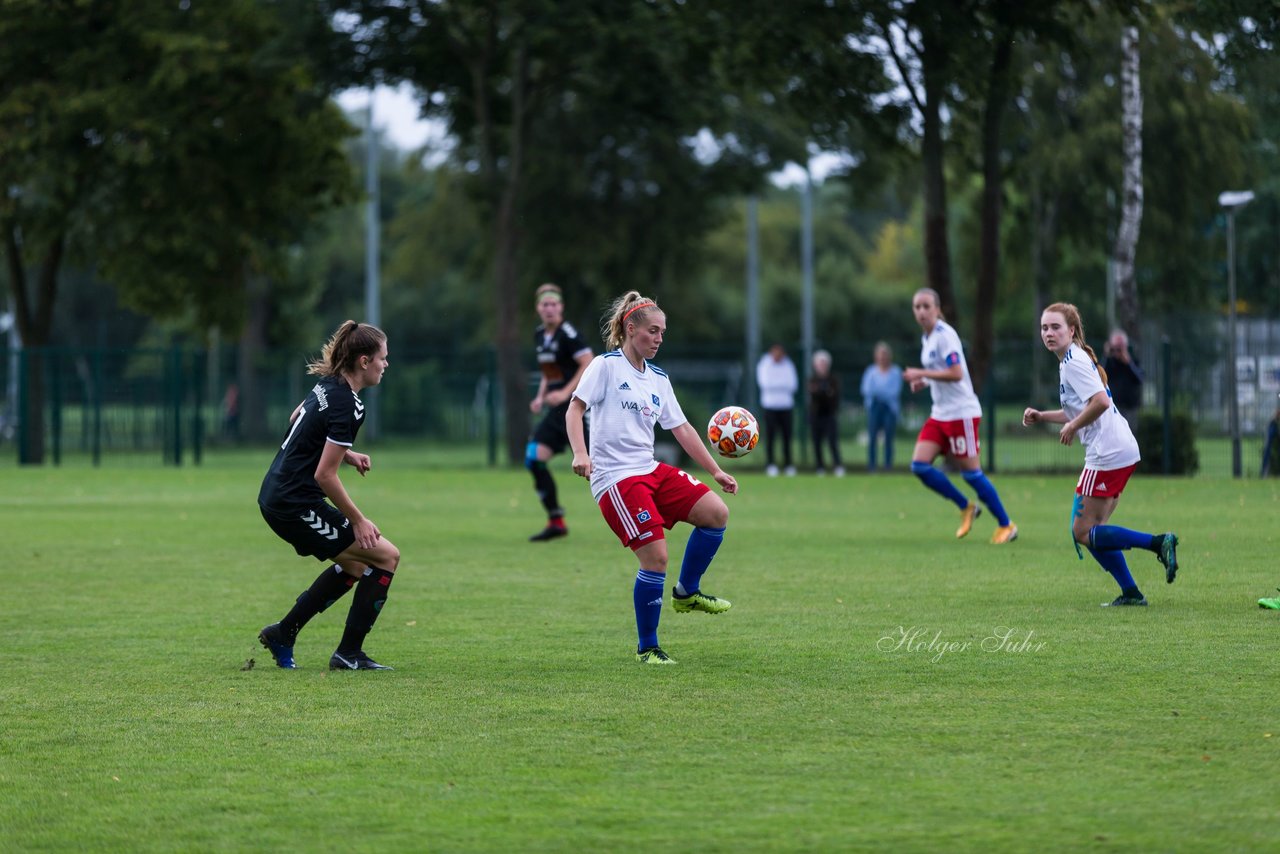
[531,400,585,455]
[260,502,357,562]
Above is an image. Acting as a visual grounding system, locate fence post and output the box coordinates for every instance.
[16,348,28,464]
[984,361,996,474]
[192,349,204,465]
[92,348,103,467]
[1161,337,1171,475]
[487,347,498,467]
[169,345,183,466]
[50,348,62,466]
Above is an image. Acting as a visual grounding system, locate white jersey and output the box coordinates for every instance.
[572,350,688,500]
[919,320,982,420]
[1059,343,1140,470]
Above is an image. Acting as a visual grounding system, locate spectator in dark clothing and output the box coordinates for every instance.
[1104,330,1144,434]
[808,349,844,476]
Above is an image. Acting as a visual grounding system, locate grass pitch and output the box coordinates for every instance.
[2,450,1279,851]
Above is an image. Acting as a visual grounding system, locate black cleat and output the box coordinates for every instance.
[529,525,568,542]
[329,650,393,671]
[1102,594,1149,607]
[258,623,296,669]
[1157,533,1179,584]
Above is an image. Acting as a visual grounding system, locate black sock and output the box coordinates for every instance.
[281,566,356,643]
[531,462,560,517]
[1148,534,1164,552]
[337,567,394,654]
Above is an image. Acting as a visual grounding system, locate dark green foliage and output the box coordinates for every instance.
[1136,411,1200,475]
[0,0,356,335]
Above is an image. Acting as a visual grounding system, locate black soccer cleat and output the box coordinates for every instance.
[1102,594,1149,607]
[1157,533,1179,584]
[258,623,296,669]
[529,525,568,542]
[329,650,393,671]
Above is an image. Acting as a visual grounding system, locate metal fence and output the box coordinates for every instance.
[3,320,1278,476]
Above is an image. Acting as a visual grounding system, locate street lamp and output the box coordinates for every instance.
[1218,189,1254,478]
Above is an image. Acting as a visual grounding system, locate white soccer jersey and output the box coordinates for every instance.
[1059,343,1140,470]
[572,350,688,499]
[920,320,982,420]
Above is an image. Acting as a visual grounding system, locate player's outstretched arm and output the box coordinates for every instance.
[566,397,592,479]
[1059,393,1110,446]
[671,422,737,495]
[343,449,371,475]
[1023,408,1067,426]
[314,441,379,548]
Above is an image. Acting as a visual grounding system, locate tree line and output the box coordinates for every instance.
[2,0,1275,463]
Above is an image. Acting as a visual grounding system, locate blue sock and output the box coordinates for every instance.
[633,569,665,651]
[1088,547,1142,597]
[911,462,969,510]
[1089,525,1156,552]
[961,469,1011,526]
[677,527,725,596]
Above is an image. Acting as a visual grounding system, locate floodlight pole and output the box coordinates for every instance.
[746,196,761,410]
[1226,208,1240,477]
[364,100,381,439]
[800,166,815,466]
[1219,189,1254,479]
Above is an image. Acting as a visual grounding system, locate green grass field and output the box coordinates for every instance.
[3,450,1279,851]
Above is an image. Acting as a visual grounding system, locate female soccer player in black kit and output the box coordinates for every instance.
[257,321,402,670]
[526,283,593,541]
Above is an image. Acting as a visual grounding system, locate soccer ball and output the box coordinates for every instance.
[707,405,760,458]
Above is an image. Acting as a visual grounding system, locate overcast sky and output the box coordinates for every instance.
[335,85,850,188]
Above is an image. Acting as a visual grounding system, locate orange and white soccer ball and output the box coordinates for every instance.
[707,405,760,458]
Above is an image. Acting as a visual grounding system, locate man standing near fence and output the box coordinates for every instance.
[1104,330,1144,434]
[757,343,799,476]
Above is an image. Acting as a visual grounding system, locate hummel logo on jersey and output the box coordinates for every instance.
[619,382,631,390]
[354,397,365,421]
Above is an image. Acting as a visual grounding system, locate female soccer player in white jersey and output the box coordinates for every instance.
[902,288,1017,544]
[1023,303,1179,606]
[566,291,738,665]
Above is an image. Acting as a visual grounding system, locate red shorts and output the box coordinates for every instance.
[598,463,712,550]
[1076,463,1138,498]
[917,417,981,459]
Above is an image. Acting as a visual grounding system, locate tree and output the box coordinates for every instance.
[1000,3,1253,334]
[960,0,1103,389]
[0,0,354,462]
[866,0,982,327]
[333,0,792,463]
[1111,23,1144,341]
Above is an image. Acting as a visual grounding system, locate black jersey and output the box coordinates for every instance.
[258,375,364,513]
[534,322,591,392]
